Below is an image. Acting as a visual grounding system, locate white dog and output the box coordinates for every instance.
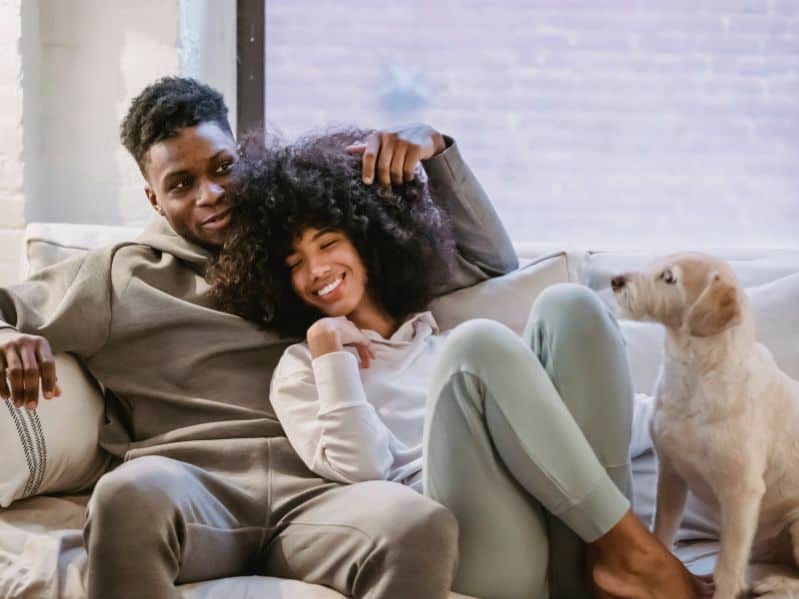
[612,252,799,599]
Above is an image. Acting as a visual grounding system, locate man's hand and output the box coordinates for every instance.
[0,330,61,409]
[307,317,376,369]
[346,124,446,187]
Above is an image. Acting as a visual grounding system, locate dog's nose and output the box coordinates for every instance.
[611,275,626,291]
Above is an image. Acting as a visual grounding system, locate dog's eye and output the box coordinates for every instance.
[661,269,676,284]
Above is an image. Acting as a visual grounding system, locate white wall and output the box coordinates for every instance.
[0,0,237,284]
[267,0,799,249]
[0,0,28,284]
[32,0,181,226]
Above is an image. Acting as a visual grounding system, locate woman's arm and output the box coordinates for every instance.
[271,337,395,485]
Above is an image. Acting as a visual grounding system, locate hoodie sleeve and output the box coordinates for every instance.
[423,137,519,293]
[0,248,114,357]
[270,345,395,484]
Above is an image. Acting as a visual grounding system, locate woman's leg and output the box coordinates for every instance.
[424,312,630,599]
[425,283,706,599]
[523,283,634,597]
[524,286,711,599]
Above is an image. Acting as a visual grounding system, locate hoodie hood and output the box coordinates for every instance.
[135,215,215,269]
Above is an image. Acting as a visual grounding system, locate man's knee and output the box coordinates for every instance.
[362,482,458,574]
[392,496,458,556]
[86,456,184,536]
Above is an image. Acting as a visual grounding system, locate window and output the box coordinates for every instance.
[264,2,799,247]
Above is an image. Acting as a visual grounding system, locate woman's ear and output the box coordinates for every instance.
[686,274,741,337]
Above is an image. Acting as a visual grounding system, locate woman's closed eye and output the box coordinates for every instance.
[320,239,338,250]
[287,257,302,270]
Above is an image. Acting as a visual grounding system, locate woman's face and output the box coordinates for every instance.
[286,227,370,318]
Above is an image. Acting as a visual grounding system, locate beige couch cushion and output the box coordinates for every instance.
[0,354,109,508]
[24,222,139,276]
[431,252,571,334]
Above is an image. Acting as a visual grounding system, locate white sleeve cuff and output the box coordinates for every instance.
[311,351,369,413]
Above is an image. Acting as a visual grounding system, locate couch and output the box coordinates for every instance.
[1,222,798,598]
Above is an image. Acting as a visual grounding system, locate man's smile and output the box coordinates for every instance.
[201,208,232,230]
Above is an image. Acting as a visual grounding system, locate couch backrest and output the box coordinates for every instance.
[24,223,799,395]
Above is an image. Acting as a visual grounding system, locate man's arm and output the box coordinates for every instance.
[0,250,114,409]
[348,125,518,294]
[422,136,519,291]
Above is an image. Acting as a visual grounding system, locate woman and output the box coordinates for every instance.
[207,131,710,599]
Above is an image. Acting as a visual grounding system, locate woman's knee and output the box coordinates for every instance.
[442,319,526,371]
[527,283,620,351]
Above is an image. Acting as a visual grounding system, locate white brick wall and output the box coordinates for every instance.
[34,0,181,227]
[0,0,194,284]
[266,1,799,249]
[0,0,27,285]
[0,1,238,285]
[0,0,26,229]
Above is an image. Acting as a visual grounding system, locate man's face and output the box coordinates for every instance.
[143,121,237,249]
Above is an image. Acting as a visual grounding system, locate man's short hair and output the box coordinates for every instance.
[120,76,233,172]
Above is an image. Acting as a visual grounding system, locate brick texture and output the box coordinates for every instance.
[0,1,24,218]
[0,0,25,283]
[266,1,799,248]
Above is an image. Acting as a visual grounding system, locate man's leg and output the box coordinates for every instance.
[524,283,634,598]
[424,315,630,599]
[84,455,267,599]
[261,439,458,599]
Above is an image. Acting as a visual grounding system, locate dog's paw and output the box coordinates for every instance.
[752,575,799,597]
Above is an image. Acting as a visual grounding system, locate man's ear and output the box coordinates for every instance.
[686,273,741,337]
[145,187,162,215]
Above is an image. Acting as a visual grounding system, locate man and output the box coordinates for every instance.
[0,77,517,598]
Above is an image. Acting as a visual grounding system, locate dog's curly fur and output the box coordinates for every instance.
[613,252,799,599]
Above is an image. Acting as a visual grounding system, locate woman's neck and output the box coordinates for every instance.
[349,298,398,339]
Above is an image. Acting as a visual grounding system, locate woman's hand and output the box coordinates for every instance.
[307,317,377,368]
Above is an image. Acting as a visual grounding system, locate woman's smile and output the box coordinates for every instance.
[314,273,346,302]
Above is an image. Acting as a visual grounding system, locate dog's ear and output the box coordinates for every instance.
[686,274,741,337]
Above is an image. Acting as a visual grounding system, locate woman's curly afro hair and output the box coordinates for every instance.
[207,129,456,338]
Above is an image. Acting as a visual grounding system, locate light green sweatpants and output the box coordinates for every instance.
[424,283,634,599]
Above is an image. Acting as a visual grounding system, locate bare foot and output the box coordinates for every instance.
[587,511,713,599]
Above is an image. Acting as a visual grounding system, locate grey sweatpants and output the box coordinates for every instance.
[83,437,458,599]
[424,283,634,599]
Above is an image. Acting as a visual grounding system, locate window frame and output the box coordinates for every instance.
[236,0,265,138]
